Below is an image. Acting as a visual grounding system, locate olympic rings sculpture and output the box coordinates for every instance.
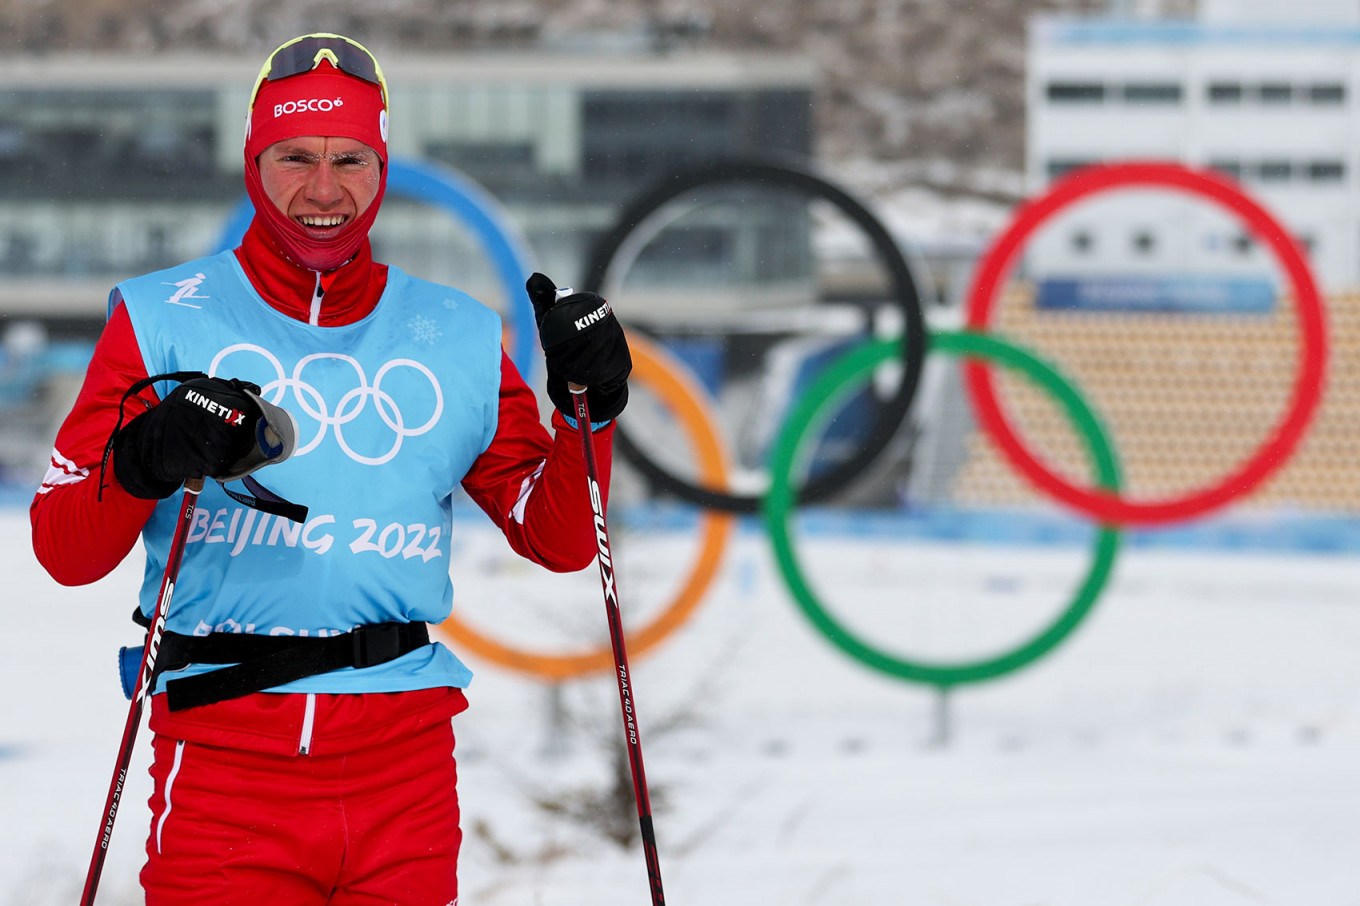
[208,156,1326,688]
[562,157,1327,687]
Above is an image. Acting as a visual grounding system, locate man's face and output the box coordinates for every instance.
[257,136,382,242]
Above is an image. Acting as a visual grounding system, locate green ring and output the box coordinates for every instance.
[761,331,1124,688]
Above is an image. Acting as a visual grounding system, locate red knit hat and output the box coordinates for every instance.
[243,35,389,272]
[246,59,388,164]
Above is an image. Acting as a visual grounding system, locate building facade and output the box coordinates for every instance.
[0,51,814,325]
[1028,9,1360,295]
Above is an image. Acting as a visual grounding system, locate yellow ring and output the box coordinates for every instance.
[435,332,735,681]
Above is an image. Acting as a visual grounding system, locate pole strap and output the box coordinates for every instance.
[99,370,308,523]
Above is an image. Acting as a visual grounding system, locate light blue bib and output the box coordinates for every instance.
[116,251,506,693]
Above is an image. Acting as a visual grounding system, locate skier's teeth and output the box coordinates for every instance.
[299,215,345,227]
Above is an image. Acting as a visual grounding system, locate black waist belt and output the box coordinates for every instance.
[136,615,430,712]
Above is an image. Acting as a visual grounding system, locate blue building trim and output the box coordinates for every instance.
[1036,17,1360,47]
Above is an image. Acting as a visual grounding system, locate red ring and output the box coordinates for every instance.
[963,161,1328,526]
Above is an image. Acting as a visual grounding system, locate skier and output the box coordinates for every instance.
[30,33,631,905]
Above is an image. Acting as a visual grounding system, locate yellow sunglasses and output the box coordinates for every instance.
[250,33,388,111]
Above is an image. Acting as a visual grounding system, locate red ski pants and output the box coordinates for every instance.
[140,717,461,905]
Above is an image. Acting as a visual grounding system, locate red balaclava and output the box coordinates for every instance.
[244,57,389,272]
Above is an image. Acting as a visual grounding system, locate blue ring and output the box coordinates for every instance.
[213,155,540,379]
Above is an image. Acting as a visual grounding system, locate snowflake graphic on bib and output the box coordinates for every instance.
[408,315,442,345]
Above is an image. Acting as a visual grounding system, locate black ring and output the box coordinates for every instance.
[582,156,928,514]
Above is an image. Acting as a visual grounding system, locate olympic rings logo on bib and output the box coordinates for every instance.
[209,343,444,466]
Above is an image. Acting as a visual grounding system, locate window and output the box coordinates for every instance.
[1207,82,1243,103]
[1307,160,1345,181]
[1258,160,1293,181]
[1258,83,1293,104]
[1070,230,1095,254]
[1046,158,1095,180]
[1132,231,1156,255]
[1308,83,1346,104]
[582,91,740,188]
[1123,82,1182,104]
[424,140,536,190]
[1046,82,1105,103]
[0,89,228,201]
[1208,159,1243,180]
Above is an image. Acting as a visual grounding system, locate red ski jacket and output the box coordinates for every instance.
[30,219,613,753]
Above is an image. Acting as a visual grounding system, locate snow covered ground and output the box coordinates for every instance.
[4,505,1360,905]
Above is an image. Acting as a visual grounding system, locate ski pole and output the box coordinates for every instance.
[571,385,666,906]
[81,476,204,906]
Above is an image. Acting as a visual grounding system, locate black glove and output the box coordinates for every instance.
[526,272,632,423]
[113,376,264,499]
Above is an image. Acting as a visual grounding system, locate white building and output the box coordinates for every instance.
[1028,0,1360,298]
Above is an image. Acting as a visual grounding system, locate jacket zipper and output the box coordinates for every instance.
[309,271,324,326]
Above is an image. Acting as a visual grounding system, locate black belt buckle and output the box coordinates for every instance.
[352,622,403,668]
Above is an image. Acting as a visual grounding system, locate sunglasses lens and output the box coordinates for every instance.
[267,36,381,88]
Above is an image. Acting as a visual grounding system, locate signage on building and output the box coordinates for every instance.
[1035,276,1276,313]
